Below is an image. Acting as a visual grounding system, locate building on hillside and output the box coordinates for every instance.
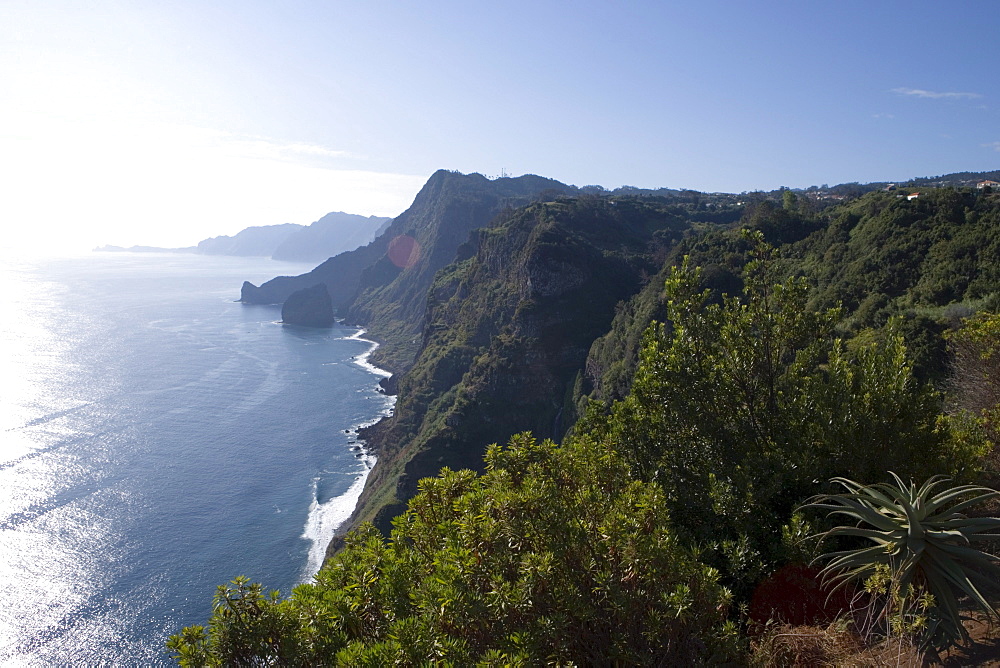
[977,180,1000,189]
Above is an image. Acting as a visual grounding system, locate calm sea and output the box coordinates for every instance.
[0,252,393,665]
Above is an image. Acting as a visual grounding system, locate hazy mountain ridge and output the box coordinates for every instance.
[272,212,391,263]
[195,223,304,256]
[95,212,389,262]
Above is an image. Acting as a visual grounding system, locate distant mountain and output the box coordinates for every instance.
[93,244,196,253]
[196,213,389,260]
[195,223,304,256]
[272,212,390,263]
[95,212,390,262]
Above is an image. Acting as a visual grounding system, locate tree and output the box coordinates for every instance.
[585,234,984,590]
[947,312,1000,450]
[782,189,799,212]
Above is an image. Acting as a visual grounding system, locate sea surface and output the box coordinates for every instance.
[0,252,393,665]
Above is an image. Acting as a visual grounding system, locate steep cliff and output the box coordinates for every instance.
[242,170,576,371]
[341,195,718,539]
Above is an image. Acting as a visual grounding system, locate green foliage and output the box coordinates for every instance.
[803,474,1000,648]
[792,188,1000,320]
[743,197,822,245]
[587,235,982,594]
[165,577,301,667]
[863,564,935,642]
[168,434,736,665]
[947,312,1000,435]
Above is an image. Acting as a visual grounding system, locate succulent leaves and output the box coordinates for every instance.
[803,474,1000,647]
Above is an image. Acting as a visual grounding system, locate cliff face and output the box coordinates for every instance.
[242,170,576,372]
[341,195,704,539]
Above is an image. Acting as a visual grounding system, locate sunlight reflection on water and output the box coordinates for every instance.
[0,253,392,664]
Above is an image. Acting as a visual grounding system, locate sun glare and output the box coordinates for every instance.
[0,58,422,255]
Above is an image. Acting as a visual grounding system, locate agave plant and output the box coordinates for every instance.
[802,473,1000,647]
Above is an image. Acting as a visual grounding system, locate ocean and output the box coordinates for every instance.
[0,252,393,665]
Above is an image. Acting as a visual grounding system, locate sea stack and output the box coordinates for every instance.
[281,284,335,327]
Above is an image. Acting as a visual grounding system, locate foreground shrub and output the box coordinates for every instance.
[168,433,737,665]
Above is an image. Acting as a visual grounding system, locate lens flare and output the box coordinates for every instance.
[388,235,420,269]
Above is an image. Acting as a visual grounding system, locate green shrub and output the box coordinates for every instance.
[168,434,736,665]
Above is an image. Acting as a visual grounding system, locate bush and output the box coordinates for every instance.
[168,434,737,665]
[587,237,982,594]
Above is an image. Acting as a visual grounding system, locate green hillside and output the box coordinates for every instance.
[172,174,1000,665]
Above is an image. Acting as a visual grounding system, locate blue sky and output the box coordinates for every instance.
[2,1,998,251]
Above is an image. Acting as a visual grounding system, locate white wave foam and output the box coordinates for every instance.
[345,329,393,378]
[299,327,396,581]
[299,458,373,581]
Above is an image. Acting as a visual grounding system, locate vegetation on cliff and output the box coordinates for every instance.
[175,174,1000,663]
[578,239,985,601]
[172,227,998,663]
[579,185,1000,405]
[349,194,740,536]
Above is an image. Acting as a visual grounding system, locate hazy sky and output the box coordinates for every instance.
[2,1,998,252]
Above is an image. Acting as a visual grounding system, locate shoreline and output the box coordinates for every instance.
[298,326,396,580]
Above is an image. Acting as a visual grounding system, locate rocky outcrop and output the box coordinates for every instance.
[281,284,335,327]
